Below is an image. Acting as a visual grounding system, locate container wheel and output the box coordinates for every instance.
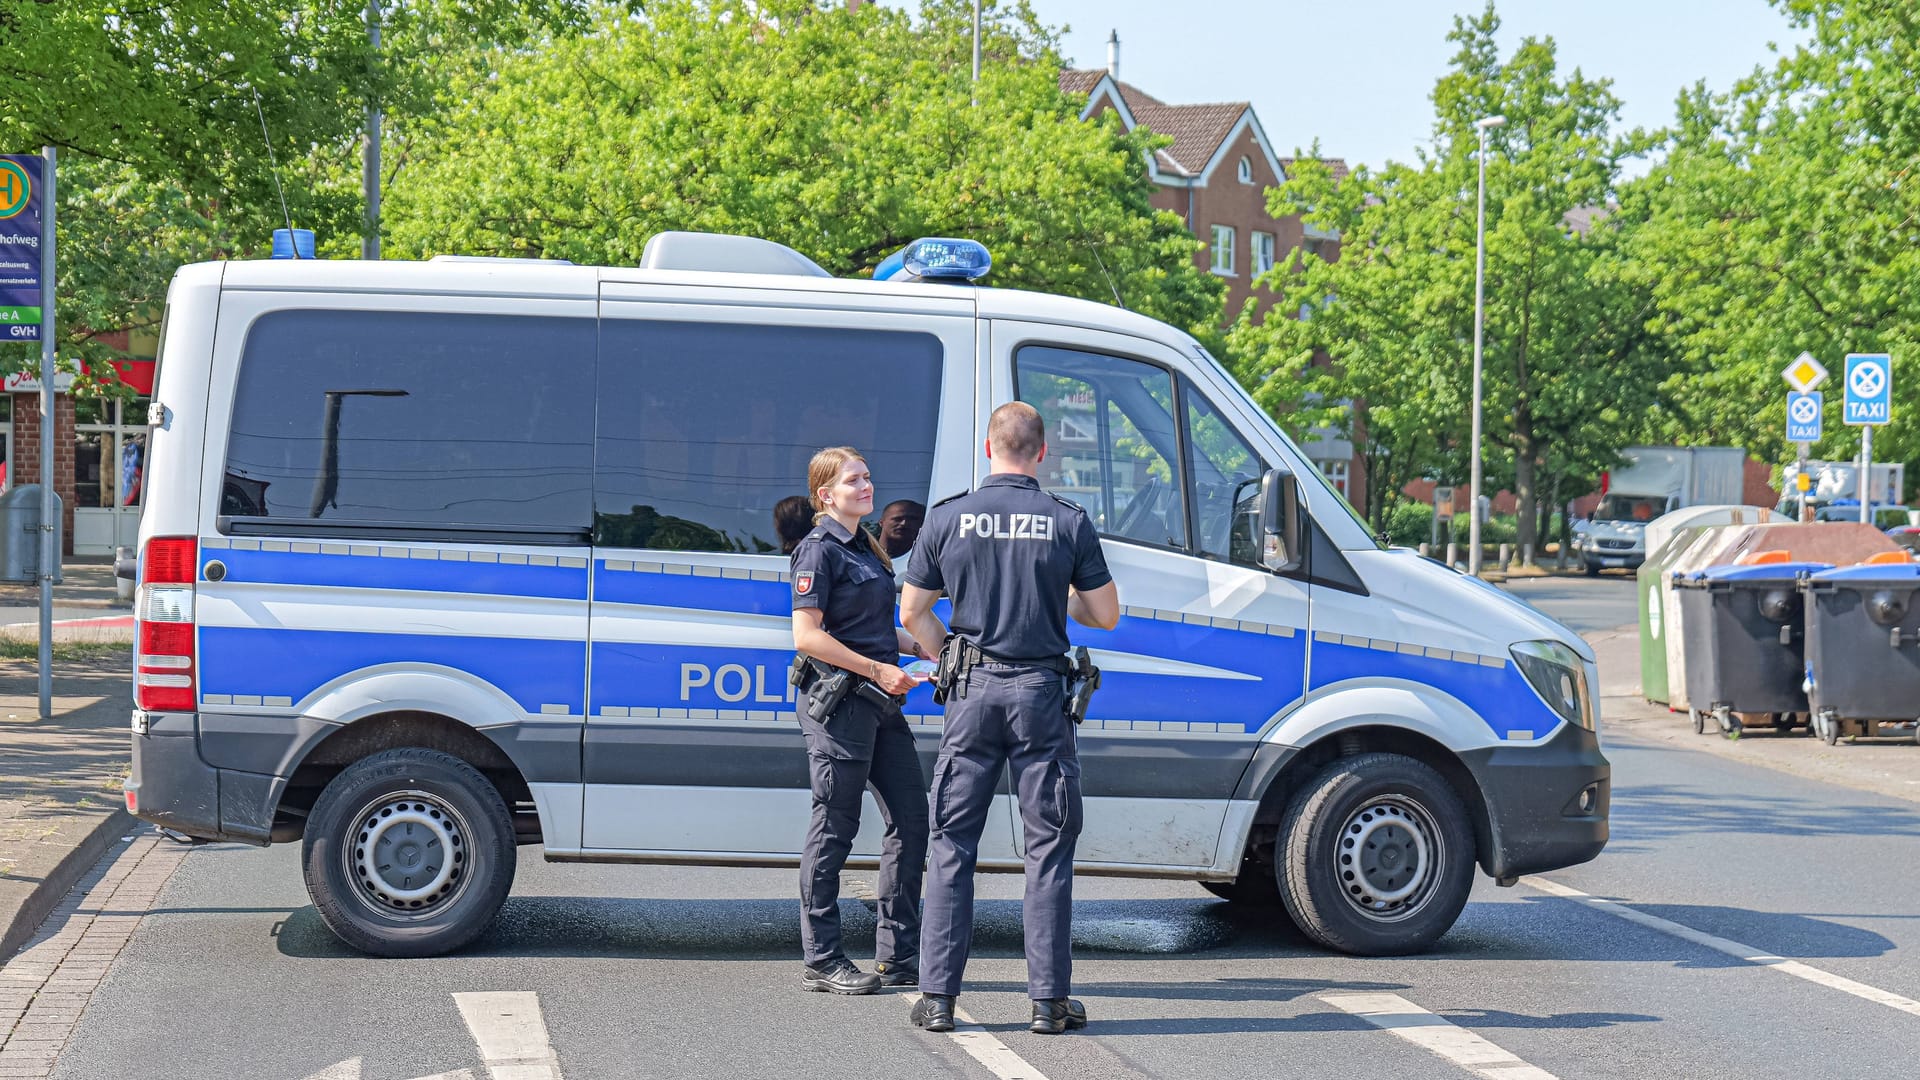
[1690,709,1705,735]
[302,747,517,958]
[1817,712,1840,746]
[1277,753,1475,956]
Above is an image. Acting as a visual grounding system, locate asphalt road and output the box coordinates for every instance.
[34,577,1920,1079]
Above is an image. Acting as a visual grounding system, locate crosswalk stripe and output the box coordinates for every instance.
[907,995,1053,1080]
[452,992,564,1080]
[1521,875,1920,1019]
[1322,993,1560,1080]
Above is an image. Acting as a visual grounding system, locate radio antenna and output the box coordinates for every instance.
[251,85,298,256]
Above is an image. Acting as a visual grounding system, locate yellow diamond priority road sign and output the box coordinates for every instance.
[1782,351,1829,392]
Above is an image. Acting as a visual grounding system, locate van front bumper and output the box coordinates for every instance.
[1460,721,1609,878]
[127,711,282,846]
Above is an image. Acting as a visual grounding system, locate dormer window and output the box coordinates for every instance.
[1237,157,1253,184]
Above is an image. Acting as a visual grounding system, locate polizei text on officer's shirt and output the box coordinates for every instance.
[957,513,1055,540]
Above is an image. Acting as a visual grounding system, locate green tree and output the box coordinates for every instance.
[1228,4,1666,553]
[1625,0,1920,487]
[382,0,1222,337]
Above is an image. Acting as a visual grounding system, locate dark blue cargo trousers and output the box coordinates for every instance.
[921,662,1082,999]
[799,691,928,969]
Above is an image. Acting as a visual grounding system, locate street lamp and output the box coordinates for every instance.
[1467,114,1505,576]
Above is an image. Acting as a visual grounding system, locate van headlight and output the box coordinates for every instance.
[1511,640,1594,731]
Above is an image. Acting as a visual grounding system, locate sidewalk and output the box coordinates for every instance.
[0,652,132,962]
[1590,625,1920,806]
[0,563,133,646]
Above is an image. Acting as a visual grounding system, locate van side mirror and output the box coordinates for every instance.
[1258,468,1303,573]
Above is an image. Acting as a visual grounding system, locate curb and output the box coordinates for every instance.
[0,808,133,963]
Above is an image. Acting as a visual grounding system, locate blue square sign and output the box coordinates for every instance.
[1787,390,1822,443]
[1843,353,1891,426]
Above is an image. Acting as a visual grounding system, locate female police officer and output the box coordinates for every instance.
[789,446,930,995]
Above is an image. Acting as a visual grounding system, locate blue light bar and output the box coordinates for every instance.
[873,237,992,282]
[271,228,316,260]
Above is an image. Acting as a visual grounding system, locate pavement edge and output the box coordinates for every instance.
[0,808,133,963]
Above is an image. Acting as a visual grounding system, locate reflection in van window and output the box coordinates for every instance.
[1015,346,1187,548]
[1184,383,1267,564]
[223,310,595,531]
[596,320,941,553]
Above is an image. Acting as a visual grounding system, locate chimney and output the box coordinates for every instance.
[1107,30,1120,78]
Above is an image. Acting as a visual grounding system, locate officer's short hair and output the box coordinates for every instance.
[988,402,1046,463]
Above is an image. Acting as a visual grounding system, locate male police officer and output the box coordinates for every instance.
[899,402,1120,1035]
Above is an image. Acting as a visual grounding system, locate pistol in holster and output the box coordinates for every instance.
[1064,645,1102,725]
[932,634,979,707]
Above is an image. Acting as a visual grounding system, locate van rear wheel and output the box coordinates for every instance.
[1278,753,1474,956]
[302,747,516,958]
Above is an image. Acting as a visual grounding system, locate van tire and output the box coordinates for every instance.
[1278,753,1475,956]
[302,747,516,958]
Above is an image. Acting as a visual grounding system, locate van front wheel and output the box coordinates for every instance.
[302,747,516,958]
[1278,753,1474,956]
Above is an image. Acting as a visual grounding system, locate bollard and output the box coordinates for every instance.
[1498,543,1511,569]
[1445,542,1458,568]
[1418,542,1430,557]
[1522,542,1534,567]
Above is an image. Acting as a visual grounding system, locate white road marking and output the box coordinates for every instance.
[907,994,1054,1080]
[297,1059,475,1080]
[1522,875,1920,1019]
[1321,994,1560,1080]
[452,992,565,1080]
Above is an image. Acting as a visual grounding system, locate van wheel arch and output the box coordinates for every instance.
[276,711,539,846]
[1242,726,1493,877]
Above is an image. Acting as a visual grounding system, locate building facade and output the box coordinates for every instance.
[1060,52,1364,510]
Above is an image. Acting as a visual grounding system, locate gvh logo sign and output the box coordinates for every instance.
[1843,353,1891,426]
[0,154,44,342]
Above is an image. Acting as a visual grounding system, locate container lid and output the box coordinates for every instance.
[1809,562,1920,582]
[1689,561,1833,582]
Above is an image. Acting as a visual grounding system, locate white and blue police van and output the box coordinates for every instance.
[124,232,1607,959]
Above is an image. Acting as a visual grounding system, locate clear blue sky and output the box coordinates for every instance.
[1025,0,1804,174]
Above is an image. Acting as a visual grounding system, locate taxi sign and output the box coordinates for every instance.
[1786,390,1822,444]
[1782,352,1828,393]
[1843,353,1891,426]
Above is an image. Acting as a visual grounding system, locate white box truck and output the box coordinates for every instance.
[1572,447,1747,574]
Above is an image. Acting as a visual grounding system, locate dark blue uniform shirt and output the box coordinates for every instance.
[906,473,1113,660]
[790,517,900,665]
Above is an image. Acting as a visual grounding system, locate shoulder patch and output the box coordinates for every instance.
[1047,491,1090,515]
[931,489,971,508]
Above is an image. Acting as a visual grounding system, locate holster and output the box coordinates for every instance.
[804,665,855,722]
[1064,645,1102,725]
[932,635,971,707]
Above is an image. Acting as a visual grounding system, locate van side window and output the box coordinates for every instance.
[1015,346,1187,549]
[595,319,942,553]
[1183,381,1268,565]
[223,310,595,534]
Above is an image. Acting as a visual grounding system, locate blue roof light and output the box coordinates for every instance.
[271,228,316,260]
[873,237,992,283]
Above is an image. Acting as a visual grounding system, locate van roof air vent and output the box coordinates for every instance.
[430,255,576,266]
[639,231,831,278]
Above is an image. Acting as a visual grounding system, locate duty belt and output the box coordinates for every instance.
[932,637,1099,723]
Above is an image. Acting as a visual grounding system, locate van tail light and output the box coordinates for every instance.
[136,537,197,713]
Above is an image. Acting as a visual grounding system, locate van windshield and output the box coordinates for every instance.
[1593,494,1664,523]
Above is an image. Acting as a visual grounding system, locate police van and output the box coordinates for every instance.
[125,232,1607,959]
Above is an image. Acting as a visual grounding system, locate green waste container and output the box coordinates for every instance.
[1638,526,1710,705]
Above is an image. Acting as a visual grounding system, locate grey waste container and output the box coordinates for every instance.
[1672,561,1829,733]
[0,485,63,584]
[1803,563,1920,744]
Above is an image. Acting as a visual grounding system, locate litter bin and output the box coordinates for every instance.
[1638,526,1709,706]
[0,485,64,584]
[1672,558,1830,735]
[1802,559,1920,745]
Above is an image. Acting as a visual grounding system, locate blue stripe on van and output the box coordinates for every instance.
[1307,639,1560,739]
[199,626,587,714]
[210,546,589,601]
[592,566,787,616]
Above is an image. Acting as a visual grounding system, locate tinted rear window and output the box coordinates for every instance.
[223,309,595,533]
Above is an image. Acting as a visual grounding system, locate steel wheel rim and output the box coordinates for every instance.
[344,790,471,921]
[1334,795,1442,923]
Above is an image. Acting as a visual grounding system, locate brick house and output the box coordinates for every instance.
[1059,43,1365,510]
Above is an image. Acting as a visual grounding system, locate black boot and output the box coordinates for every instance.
[875,961,919,988]
[801,959,880,995]
[1030,998,1087,1034]
[910,993,956,1032]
